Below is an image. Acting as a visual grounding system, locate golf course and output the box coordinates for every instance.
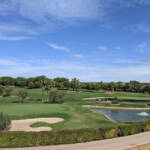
[1,78,150,148]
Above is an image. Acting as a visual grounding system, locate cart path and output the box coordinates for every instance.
[1,131,150,150]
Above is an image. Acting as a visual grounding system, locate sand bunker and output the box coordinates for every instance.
[10,118,64,132]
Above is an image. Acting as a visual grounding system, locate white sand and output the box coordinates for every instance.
[10,118,64,132]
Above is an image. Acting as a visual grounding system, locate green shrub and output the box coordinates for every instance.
[0,129,102,148]
[0,132,37,148]
[3,86,13,97]
[101,127,118,139]
[118,123,143,136]
[0,85,3,96]
[139,121,150,132]
[144,124,150,131]
[48,90,66,104]
[1,121,150,148]
[0,112,11,131]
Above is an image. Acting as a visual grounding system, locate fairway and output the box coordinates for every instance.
[1,87,150,131]
[0,103,116,130]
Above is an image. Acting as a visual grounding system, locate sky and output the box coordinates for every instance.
[0,0,150,82]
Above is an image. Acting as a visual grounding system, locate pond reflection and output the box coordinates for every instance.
[94,108,150,122]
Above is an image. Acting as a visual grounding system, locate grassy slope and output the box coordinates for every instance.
[1,87,150,130]
[0,103,116,130]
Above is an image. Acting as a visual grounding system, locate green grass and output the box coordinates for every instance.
[1,87,150,131]
[87,102,146,108]
[1,88,150,103]
[0,103,116,130]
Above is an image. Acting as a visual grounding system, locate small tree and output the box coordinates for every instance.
[17,90,28,103]
[3,86,13,97]
[28,82,35,89]
[71,78,80,91]
[0,85,3,96]
[45,79,55,102]
[48,90,66,104]
[0,112,11,131]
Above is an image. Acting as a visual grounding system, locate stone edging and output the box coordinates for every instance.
[83,105,150,110]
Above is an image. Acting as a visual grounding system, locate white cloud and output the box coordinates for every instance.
[1,58,150,82]
[0,23,37,41]
[16,0,102,22]
[0,0,104,39]
[140,58,150,63]
[72,54,84,59]
[137,42,150,52]
[47,43,70,52]
[129,23,150,33]
[0,59,17,66]
[100,24,112,29]
[0,35,30,41]
[98,46,108,51]
[0,0,102,23]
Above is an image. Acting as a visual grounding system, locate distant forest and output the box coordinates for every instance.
[0,76,150,93]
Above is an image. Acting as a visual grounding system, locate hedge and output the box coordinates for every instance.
[0,129,103,148]
[101,127,118,139]
[118,121,150,136]
[0,121,150,148]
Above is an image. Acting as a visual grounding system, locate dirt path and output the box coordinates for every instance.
[1,131,150,150]
[10,118,64,132]
[129,144,150,150]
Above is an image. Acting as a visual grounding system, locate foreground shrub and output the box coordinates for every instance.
[138,121,150,132]
[0,129,102,148]
[118,122,147,136]
[101,127,118,139]
[1,121,150,148]
[0,112,11,131]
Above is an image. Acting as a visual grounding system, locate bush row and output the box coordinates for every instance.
[0,127,117,148]
[0,121,150,148]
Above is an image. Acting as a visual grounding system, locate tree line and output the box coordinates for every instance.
[0,76,150,93]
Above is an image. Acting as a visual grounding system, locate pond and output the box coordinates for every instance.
[94,108,150,122]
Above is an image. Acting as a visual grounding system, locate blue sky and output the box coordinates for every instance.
[0,0,150,82]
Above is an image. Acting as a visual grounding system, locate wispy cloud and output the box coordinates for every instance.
[0,59,17,66]
[137,42,150,52]
[0,24,36,41]
[72,54,84,59]
[98,46,108,51]
[0,57,150,82]
[129,23,150,33]
[0,35,30,41]
[0,0,104,40]
[47,43,70,52]
[14,0,102,21]
[100,24,112,29]
[140,58,150,63]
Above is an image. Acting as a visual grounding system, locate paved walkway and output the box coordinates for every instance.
[1,131,150,150]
